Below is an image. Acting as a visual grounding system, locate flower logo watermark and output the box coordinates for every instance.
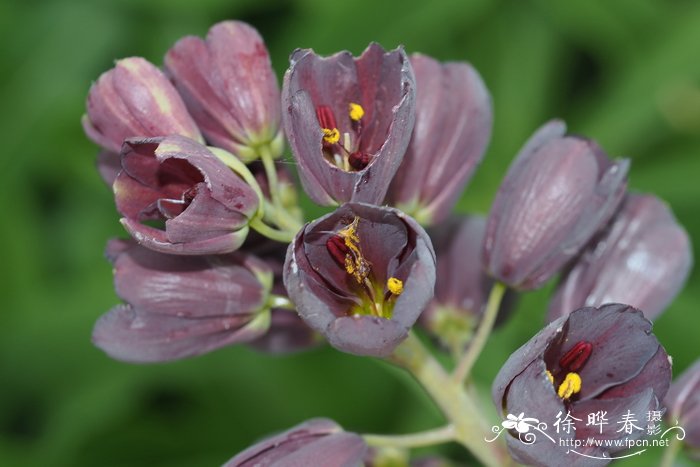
[486,411,686,460]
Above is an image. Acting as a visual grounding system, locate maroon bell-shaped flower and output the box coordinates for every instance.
[664,359,700,459]
[82,57,203,184]
[493,304,671,466]
[548,194,692,322]
[283,203,436,357]
[483,120,629,290]
[224,418,367,467]
[114,135,259,255]
[387,54,492,225]
[165,21,283,162]
[282,43,416,206]
[422,216,512,354]
[92,239,273,362]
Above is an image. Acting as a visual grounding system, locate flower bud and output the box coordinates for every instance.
[422,216,513,354]
[224,418,367,467]
[165,21,282,162]
[92,239,273,362]
[114,135,259,255]
[83,56,202,162]
[284,203,435,357]
[548,194,692,322]
[664,359,700,458]
[387,54,492,225]
[282,43,416,206]
[483,120,629,290]
[493,304,671,465]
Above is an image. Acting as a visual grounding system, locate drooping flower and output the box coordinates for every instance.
[223,418,367,467]
[92,239,273,363]
[386,54,492,225]
[483,120,629,290]
[492,304,671,466]
[82,57,203,184]
[548,193,692,322]
[422,216,514,354]
[113,135,259,255]
[165,21,283,162]
[664,359,700,459]
[282,43,416,206]
[283,203,435,357]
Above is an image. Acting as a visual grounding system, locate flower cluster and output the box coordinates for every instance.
[83,19,693,467]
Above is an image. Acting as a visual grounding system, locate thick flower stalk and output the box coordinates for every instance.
[165,21,283,162]
[492,304,671,466]
[282,43,416,205]
[548,193,692,322]
[283,203,435,357]
[224,418,367,466]
[92,239,273,362]
[387,53,492,225]
[114,135,260,255]
[483,120,629,290]
[82,57,203,184]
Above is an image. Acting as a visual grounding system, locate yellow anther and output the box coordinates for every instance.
[557,372,582,400]
[349,102,364,121]
[387,277,403,295]
[322,127,340,144]
[545,370,554,384]
[337,217,371,284]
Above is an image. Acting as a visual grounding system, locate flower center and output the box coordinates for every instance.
[545,340,592,400]
[325,216,403,319]
[315,103,370,171]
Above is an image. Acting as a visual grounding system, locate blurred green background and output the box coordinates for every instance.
[1,0,698,465]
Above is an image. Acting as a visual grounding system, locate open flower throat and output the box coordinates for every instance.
[325,216,403,319]
[316,103,370,171]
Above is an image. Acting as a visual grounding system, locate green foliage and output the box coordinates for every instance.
[0,0,697,465]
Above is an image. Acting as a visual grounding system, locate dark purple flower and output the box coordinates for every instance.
[422,216,513,353]
[92,239,273,363]
[282,43,416,206]
[165,21,283,162]
[283,203,435,357]
[224,418,367,467]
[493,304,671,465]
[82,57,203,184]
[387,54,492,225]
[548,194,692,322]
[483,120,629,290]
[664,359,700,458]
[114,135,259,255]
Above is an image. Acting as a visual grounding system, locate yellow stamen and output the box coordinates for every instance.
[557,372,582,400]
[545,370,554,384]
[387,277,403,295]
[322,127,340,144]
[337,217,371,284]
[348,103,364,121]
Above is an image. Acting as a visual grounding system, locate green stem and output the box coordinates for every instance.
[660,435,682,467]
[267,295,296,310]
[389,333,509,467]
[249,217,295,243]
[259,145,282,209]
[258,146,303,233]
[364,425,455,449]
[452,282,507,383]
